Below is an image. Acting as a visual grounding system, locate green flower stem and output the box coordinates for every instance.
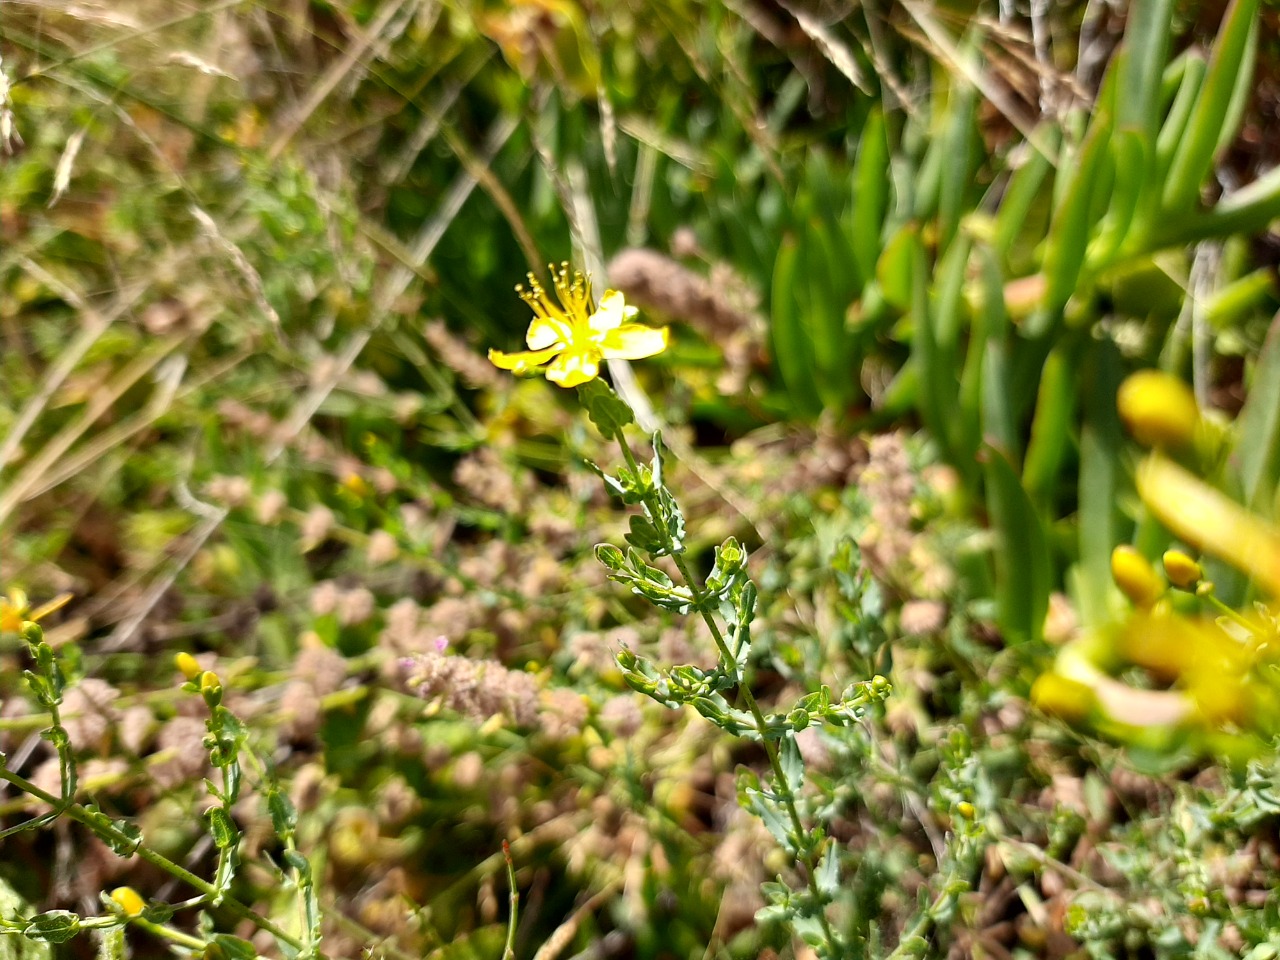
[882,887,951,960]
[1201,590,1257,633]
[131,917,208,951]
[0,767,303,951]
[612,428,838,950]
[501,840,518,960]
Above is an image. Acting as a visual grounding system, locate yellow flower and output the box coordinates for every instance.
[0,590,72,634]
[488,263,668,388]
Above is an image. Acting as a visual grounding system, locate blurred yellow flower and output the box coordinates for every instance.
[0,590,71,633]
[488,263,668,388]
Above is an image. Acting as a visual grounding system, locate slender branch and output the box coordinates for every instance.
[0,768,303,950]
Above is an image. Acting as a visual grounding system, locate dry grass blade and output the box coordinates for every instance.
[0,267,144,471]
[0,334,190,527]
[267,0,420,160]
[530,881,621,960]
[26,348,253,500]
[775,0,871,93]
[899,0,1058,165]
[267,112,520,462]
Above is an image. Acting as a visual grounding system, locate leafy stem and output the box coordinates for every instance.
[0,765,303,949]
[611,426,839,951]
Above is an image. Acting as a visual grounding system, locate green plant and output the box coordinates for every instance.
[0,601,318,957]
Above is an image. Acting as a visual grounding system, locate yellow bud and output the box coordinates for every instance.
[340,473,369,498]
[110,886,145,918]
[956,801,976,820]
[174,652,202,680]
[1111,546,1165,608]
[1162,550,1202,589]
[199,670,223,706]
[1116,370,1199,449]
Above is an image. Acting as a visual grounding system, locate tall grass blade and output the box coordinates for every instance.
[1161,0,1260,215]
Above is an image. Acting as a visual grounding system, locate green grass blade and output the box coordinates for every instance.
[993,125,1058,267]
[937,78,978,253]
[1232,319,1280,515]
[983,445,1051,645]
[1022,345,1077,509]
[770,236,824,416]
[1075,337,1128,626]
[909,228,955,461]
[851,108,890,290]
[1153,52,1206,183]
[1115,0,1175,145]
[1161,0,1261,214]
[1041,115,1112,318]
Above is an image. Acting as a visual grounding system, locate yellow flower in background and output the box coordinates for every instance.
[488,263,668,388]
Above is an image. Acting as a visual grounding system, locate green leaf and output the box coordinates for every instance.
[595,543,626,571]
[1161,0,1260,214]
[1153,51,1206,185]
[1115,0,1175,146]
[1022,346,1077,508]
[976,249,1019,465]
[625,515,665,554]
[770,236,823,416]
[1041,109,1113,319]
[207,806,238,849]
[937,70,978,252]
[1075,338,1127,626]
[577,379,634,437]
[267,787,297,839]
[21,913,79,945]
[0,877,53,960]
[209,935,259,960]
[993,125,1058,266]
[1233,321,1280,515]
[851,108,890,287]
[982,446,1051,644]
[877,224,916,312]
[1090,128,1146,265]
[778,734,805,797]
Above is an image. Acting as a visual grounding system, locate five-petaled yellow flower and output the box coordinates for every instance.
[488,263,668,388]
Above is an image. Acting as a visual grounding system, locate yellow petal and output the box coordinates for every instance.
[488,345,561,373]
[546,348,601,387]
[600,323,668,360]
[1137,454,1280,596]
[588,290,636,334]
[526,315,569,351]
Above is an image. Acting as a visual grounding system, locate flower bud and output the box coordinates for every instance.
[1117,370,1199,449]
[109,887,145,918]
[1162,550,1202,589]
[199,670,223,707]
[174,652,202,681]
[1111,546,1165,608]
